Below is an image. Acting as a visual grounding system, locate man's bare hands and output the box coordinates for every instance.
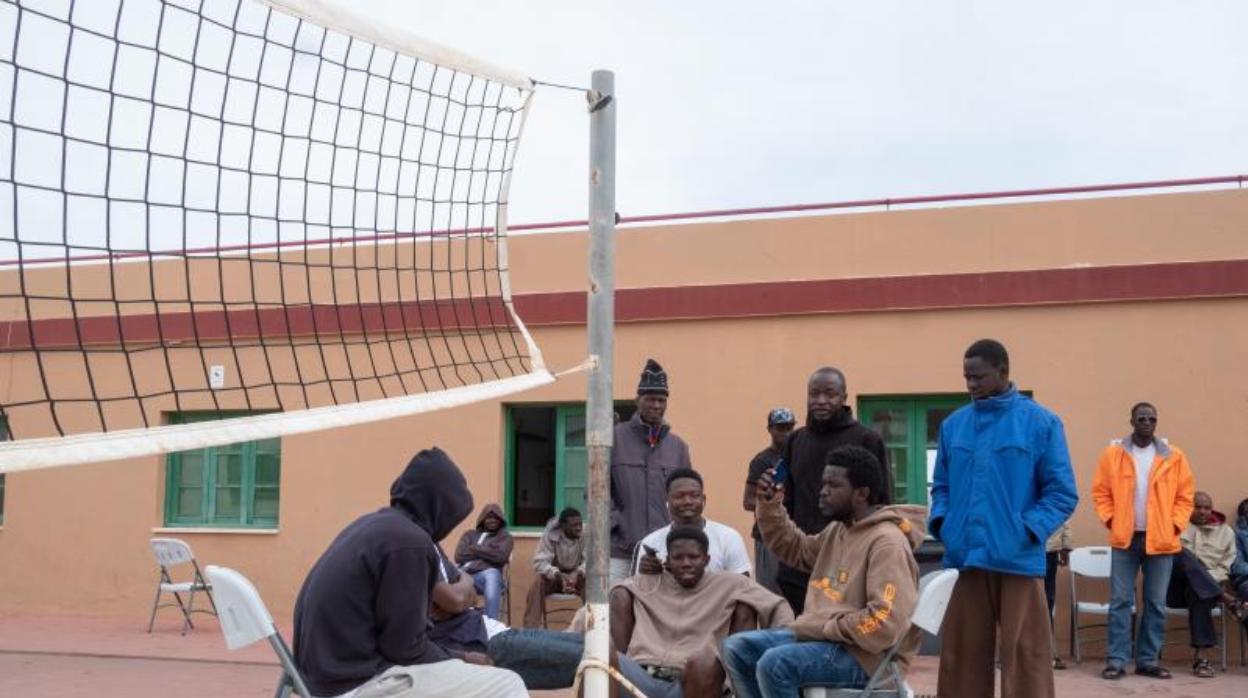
[463,651,493,666]
[638,545,662,575]
[755,467,784,504]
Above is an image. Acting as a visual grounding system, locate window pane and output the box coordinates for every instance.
[564,413,586,448]
[925,407,959,446]
[179,452,205,487]
[562,446,587,514]
[177,486,203,519]
[253,485,279,521]
[254,450,280,486]
[214,486,242,520]
[217,449,244,487]
[867,408,908,444]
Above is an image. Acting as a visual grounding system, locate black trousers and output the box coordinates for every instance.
[1167,549,1223,649]
[1044,551,1059,618]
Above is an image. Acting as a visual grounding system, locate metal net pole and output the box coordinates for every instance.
[582,68,615,698]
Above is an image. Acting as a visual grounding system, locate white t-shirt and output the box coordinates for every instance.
[1131,441,1157,531]
[637,519,753,575]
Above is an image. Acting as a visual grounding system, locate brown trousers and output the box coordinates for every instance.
[522,572,585,629]
[937,569,1054,698]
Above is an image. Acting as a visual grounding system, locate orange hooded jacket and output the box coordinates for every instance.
[1090,436,1194,554]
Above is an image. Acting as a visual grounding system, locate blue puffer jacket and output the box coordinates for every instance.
[929,385,1078,577]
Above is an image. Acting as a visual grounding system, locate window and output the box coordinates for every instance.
[504,403,636,529]
[859,395,969,506]
[163,412,280,528]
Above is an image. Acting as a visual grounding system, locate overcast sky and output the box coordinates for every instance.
[354,0,1248,225]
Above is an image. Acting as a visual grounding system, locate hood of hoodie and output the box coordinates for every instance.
[389,447,474,542]
[475,503,507,531]
[851,504,928,550]
[1192,510,1227,528]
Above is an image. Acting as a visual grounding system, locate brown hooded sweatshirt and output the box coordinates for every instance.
[453,503,514,574]
[758,498,927,677]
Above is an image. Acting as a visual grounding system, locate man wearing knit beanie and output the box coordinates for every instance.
[609,358,693,585]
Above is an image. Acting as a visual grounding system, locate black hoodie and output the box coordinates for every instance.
[293,448,474,697]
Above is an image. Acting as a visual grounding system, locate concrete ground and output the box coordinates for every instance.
[2,613,1246,697]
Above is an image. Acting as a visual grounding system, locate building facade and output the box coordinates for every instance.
[1,186,1246,650]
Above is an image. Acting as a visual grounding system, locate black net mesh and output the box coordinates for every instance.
[0,0,537,440]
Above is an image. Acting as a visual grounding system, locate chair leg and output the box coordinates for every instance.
[147,581,164,633]
[178,588,197,635]
[273,674,292,698]
[1220,606,1227,672]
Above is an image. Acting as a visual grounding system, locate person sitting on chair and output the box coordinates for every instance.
[636,468,752,576]
[453,503,514,621]
[522,507,586,628]
[722,445,926,698]
[293,448,525,698]
[611,526,793,698]
[1170,491,1248,678]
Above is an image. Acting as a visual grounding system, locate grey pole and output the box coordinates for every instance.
[582,68,615,697]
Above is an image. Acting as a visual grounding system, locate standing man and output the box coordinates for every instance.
[743,407,796,594]
[776,366,890,613]
[293,448,526,698]
[1091,402,1194,681]
[611,358,693,584]
[929,339,1078,698]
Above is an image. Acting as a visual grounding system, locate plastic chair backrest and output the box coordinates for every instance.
[1069,546,1112,579]
[911,568,959,636]
[150,538,195,568]
[204,565,277,650]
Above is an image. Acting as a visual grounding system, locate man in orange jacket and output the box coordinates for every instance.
[1090,402,1195,681]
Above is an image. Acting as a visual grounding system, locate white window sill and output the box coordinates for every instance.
[510,529,546,539]
[151,527,279,535]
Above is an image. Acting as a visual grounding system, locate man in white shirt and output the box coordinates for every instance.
[636,468,752,576]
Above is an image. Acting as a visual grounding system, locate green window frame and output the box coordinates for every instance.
[163,412,281,529]
[504,402,634,531]
[859,395,969,506]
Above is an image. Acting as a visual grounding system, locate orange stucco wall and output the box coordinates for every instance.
[2,188,1247,638]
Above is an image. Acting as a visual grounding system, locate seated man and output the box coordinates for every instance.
[636,468,752,576]
[612,526,793,698]
[293,448,525,698]
[523,507,587,628]
[454,503,514,620]
[723,445,926,697]
[1170,491,1248,678]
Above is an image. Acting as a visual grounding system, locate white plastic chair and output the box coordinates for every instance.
[803,568,959,698]
[205,565,311,698]
[1068,545,1136,664]
[147,537,217,634]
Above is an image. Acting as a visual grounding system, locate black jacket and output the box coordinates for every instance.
[293,448,474,697]
[777,407,890,584]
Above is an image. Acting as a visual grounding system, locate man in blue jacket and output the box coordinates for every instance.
[929,339,1078,698]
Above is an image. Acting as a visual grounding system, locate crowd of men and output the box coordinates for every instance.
[285,341,1248,698]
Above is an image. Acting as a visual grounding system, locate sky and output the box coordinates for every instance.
[353,0,1248,225]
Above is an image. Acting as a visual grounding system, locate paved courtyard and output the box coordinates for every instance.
[2,613,1246,697]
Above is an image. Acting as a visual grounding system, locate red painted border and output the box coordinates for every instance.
[2,259,1246,349]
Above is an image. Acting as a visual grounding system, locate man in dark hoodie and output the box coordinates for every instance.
[777,366,890,613]
[610,358,693,584]
[293,448,526,698]
[454,503,514,621]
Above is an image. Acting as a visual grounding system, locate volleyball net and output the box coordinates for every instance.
[0,0,553,472]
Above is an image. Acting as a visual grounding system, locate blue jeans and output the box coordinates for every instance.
[472,567,505,620]
[722,628,869,698]
[487,628,583,690]
[1108,531,1174,669]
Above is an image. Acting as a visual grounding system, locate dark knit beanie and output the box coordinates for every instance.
[636,358,669,396]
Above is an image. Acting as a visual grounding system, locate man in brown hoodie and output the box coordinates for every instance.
[723,445,925,697]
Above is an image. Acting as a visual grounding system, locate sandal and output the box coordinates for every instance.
[1052,656,1067,670]
[1192,657,1216,678]
[1101,665,1126,680]
[1229,600,1248,622]
[1135,664,1172,679]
